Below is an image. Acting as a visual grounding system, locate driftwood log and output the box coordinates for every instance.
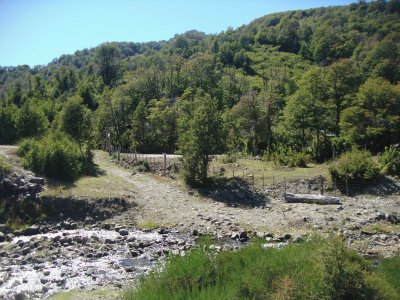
[284,192,341,205]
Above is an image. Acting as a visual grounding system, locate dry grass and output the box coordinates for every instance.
[362,223,400,234]
[209,156,330,187]
[48,289,121,300]
[42,151,137,198]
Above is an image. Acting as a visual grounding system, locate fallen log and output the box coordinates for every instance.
[284,192,341,205]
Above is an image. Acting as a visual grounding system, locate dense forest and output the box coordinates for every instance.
[1,0,400,181]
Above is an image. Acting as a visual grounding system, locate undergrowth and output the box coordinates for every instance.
[125,238,399,300]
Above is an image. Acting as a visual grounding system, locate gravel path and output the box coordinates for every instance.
[99,153,400,256]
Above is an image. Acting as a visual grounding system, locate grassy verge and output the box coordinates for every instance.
[48,289,121,300]
[42,151,137,198]
[209,156,330,187]
[125,238,399,300]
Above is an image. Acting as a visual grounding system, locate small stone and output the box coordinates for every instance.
[192,229,199,236]
[255,231,265,238]
[292,235,303,243]
[239,231,248,240]
[43,270,50,276]
[14,293,27,300]
[21,247,31,255]
[131,251,140,257]
[118,229,129,236]
[283,233,292,240]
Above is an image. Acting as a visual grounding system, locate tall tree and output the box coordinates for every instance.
[326,59,362,136]
[60,96,92,149]
[178,91,224,184]
[96,44,121,87]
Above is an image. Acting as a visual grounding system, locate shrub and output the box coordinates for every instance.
[124,238,398,300]
[329,149,379,182]
[265,146,310,168]
[0,158,12,175]
[18,132,92,181]
[221,153,238,164]
[379,145,400,176]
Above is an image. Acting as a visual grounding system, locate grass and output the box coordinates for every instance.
[362,223,400,234]
[124,237,400,300]
[0,157,12,175]
[48,289,121,300]
[136,220,160,231]
[209,156,330,187]
[42,151,137,198]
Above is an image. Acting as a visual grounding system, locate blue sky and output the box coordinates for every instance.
[0,0,357,67]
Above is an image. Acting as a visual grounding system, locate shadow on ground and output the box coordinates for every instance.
[335,176,400,196]
[196,177,269,208]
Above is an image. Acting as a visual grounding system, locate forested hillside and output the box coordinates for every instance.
[1,0,399,164]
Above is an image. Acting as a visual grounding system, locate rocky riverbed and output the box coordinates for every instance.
[0,222,200,299]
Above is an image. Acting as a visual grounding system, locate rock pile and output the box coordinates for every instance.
[1,172,44,201]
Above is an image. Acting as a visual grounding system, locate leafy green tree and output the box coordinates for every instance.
[16,101,49,139]
[60,96,92,149]
[229,90,271,155]
[340,78,400,152]
[148,98,178,153]
[96,43,121,87]
[78,82,98,110]
[326,59,362,136]
[283,67,329,160]
[0,105,17,144]
[131,99,149,152]
[9,81,23,107]
[178,91,224,184]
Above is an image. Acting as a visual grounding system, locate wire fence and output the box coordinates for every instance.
[108,147,399,197]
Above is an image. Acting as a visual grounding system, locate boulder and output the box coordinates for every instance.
[23,226,40,236]
[118,229,129,236]
[0,232,5,242]
[0,224,8,233]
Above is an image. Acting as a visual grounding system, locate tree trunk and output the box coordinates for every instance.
[284,192,341,205]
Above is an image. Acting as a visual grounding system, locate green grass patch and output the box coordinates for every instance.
[48,289,121,300]
[363,223,400,234]
[0,157,12,175]
[42,151,137,198]
[136,220,159,231]
[209,157,330,186]
[125,238,399,300]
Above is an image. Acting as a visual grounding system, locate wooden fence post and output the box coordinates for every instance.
[262,174,265,190]
[284,177,286,194]
[320,175,324,195]
[163,153,167,176]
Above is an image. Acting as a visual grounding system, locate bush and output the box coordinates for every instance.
[329,149,379,182]
[124,238,399,300]
[264,146,310,168]
[221,153,238,164]
[379,145,400,176]
[18,132,92,181]
[0,158,12,175]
